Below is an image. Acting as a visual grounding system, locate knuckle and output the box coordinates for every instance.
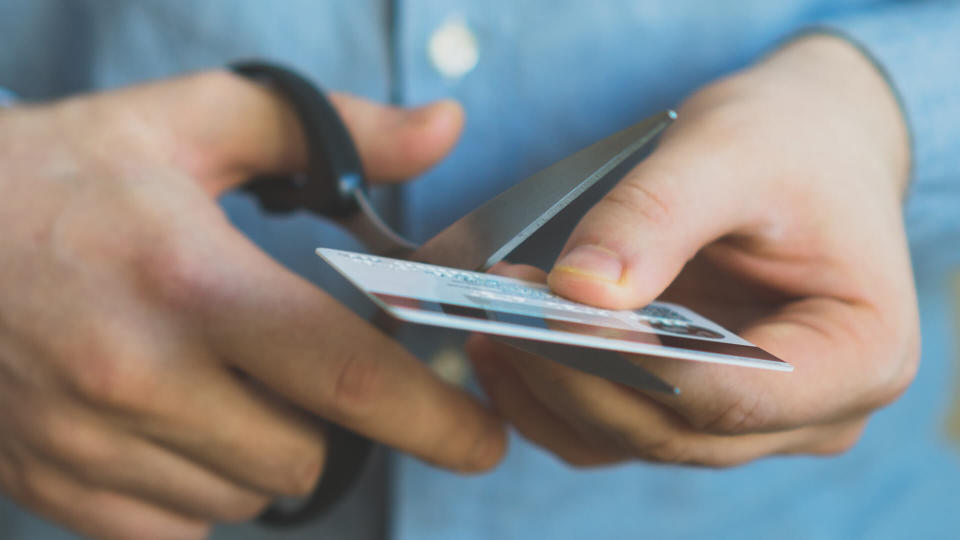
[696,392,769,435]
[600,423,691,465]
[866,320,921,411]
[634,437,690,464]
[13,461,51,510]
[278,457,323,497]
[68,350,153,411]
[602,176,675,229]
[458,428,503,472]
[255,439,326,497]
[875,366,915,410]
[885,332,921,406]
[38,415,115,472]
[68,353,122,405]
[626,435,739,468]
[44,300,161,414]
[138,233,220,311]
[328,354,384,419]
[813,423,867,456]
[216,492,272,522]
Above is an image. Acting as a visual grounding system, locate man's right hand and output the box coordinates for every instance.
[0,71,505,540]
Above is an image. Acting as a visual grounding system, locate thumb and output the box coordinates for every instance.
[546,138,747,310]
[329,94,465,183]
[149,70,464,196]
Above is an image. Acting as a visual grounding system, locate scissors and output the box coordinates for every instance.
[232,61,675,526]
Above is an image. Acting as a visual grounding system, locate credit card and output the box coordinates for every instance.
[317,248,791,391]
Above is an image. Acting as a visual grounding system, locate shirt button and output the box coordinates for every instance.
[429,346,472,387]
[428,19,479,80]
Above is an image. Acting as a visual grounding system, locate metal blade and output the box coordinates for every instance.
[412,110,676,270]
[336,188,418,259]
[490,336,679,395]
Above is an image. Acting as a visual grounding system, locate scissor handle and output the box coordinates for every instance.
[231,61,367,218]
[256,425,374,528]
[230,61,375,526]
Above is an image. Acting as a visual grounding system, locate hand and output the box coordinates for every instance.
[0,72,504,539]
[468,35,917,467]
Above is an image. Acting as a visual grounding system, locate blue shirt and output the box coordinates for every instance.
[1,1,959,539]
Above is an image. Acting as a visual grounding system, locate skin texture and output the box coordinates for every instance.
[0,72,506,540]
[469,35,919,467]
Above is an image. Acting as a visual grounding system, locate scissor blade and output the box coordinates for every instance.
[411,110,676,270]
[490,336,679,395]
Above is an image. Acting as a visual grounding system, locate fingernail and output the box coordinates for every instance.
[552,245,624,283]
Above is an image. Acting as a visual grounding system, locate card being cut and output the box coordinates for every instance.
[317,248,791,391]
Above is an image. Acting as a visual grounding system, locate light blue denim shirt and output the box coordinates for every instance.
[1,1,959,539]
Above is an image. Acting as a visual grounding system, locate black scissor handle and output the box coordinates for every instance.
[256,425,374,528]
[231,60,367,218]
[230,61,375,527]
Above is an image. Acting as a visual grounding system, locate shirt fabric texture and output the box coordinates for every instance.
[0,1,959,539]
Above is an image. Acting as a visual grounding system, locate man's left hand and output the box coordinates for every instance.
[467,35,918,467]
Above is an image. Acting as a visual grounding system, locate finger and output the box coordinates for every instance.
[489,260,865,438]
[190,227,506,473]
[546,126,754,310]
[488,262,547,282]
[177,71,464,195]
[330,94,464,182]
[5,456,209,540]
[467,335,626,467]
[492,336,866,465]
[627,297,915,434]
[490,338,688,455]
[140,367,329,497]
[55,312,329,497]
[72,440,272,524]
[27,409,271,523]
[127,365,330,498]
